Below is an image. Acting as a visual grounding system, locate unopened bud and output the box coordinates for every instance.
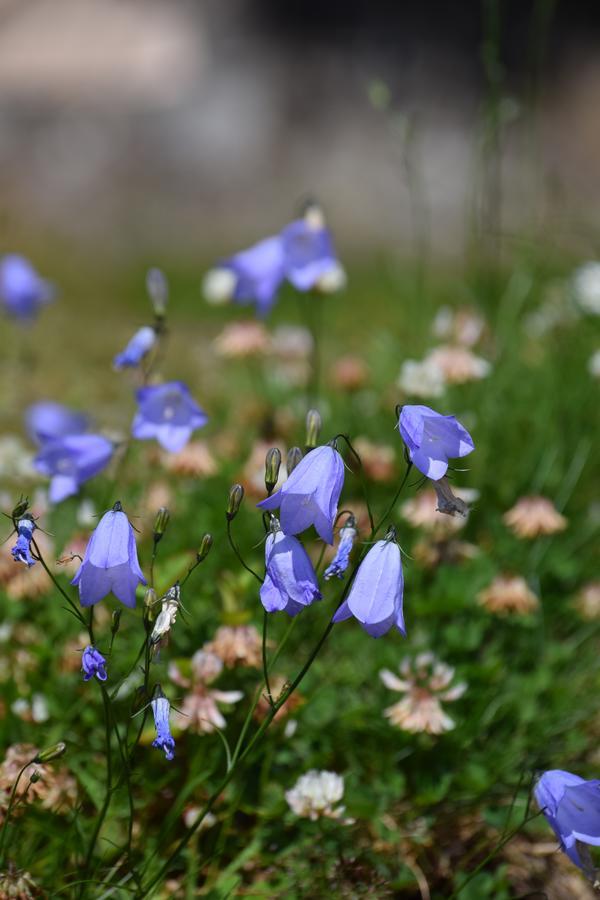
[264,448,282,495]
[147,267,169,318]
[153,507,170,543]
[286,447,303,476]
[305,409,322,450]
[226,484,244,521]
[111,609,122,636]
[197,533,213,562]
[35,742,66,764]
[144,588,158,627]
[12,497,29,520]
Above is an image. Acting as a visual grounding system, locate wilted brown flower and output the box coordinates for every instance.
[213,320,270,358]
[575,582,600,620]
[425,345,491,384]
[331,355,369,391]
[401,489,472,537]
[0,864,44,899]
[169,651,243,735]
[503,496,567,539]
[477,575,539,615]
[204,625,262,668]
[160,441,218,477]
[380,652,466,735]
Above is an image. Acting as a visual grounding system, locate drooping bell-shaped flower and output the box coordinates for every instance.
[281,207,344,293]
[11,516,36,568]
[0,254,54,320]
[71,502,146,608]
[25,401,88,446]
[203,235,285,317]
[113,326,156,370]
[34,434,114,504]
[260,519,322,617]
[332,532,405,638]
[151,693,175,761]
[535,769,600,877]
[398,404,474,481]
[324,517,356,580]
[132,381,208,453]
[257,445,344,544]
[81,646,108,682]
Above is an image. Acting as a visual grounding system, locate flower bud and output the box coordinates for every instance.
[226,484,244,521]
[144,588,158,627]
[35,742,66,763]
[111,608,122,636]
[12,497,30,520]
[153,507,170,543]
[147,267,168,319]
[264,448,282,495]
[197,533,213,562]
[305,409,322,450]
[286,446,303,475]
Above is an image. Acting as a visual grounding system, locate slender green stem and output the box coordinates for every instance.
[371,462,413,537]
[80,688,114,895]
[335,434,375,534]
[226,518,263,585]
[261,610,274,708]
[31,538,87,630]
[0,759,36,864]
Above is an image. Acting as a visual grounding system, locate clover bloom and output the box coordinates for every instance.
[132,381,207,453]
[332,534,405,637]
[71,503,146,608]
[285,771,348,821]
[11,516,36,568]
[34,434,114,503]
[81,646,107,682]
[324,517,356,580]
[25,401,88,446]
[535,769,600,876]
[151,695,175,761]
[257,445,344,544]
[261,521,322,616]
[398,404,474,480]
[203,235,285,316]
[113,326,156,370]
[0,255,53,320]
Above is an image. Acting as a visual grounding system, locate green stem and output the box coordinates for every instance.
[0,758,36,865]
[80,688,114,895]
[372,462,413,537]
[261,610,274,708]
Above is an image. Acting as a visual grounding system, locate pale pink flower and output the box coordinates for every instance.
[425,345,491,384]
[432,306,486,346]
[0,744,76,823]
[503,496,567,539]
[169,650,243,735]
[575,582,600,620]
[331,356,369,391]
[477,575,539,615]
[380,653,466,735]
[213,321,270,358]
[203,625,262,669]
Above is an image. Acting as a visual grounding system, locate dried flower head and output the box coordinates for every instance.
[380,652,466,734]
[400,489,471,537]
[0,744,76,822]
[503,496,567,539]
[203,625,262,668]
[477,575,539,615]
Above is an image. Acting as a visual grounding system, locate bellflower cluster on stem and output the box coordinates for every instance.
[81,646,108,682]
[535,769,600,878]
[72,502,146,608]
[11,516,36,568]
[398,404,474,480]
[0,254,53,320]
[113,326,157,370]
[132,381,208,453]
[260,518,322,616]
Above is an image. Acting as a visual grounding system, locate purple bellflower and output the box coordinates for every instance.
[71,502,146,608]
[113,326,156,370]
[0,254,53,320]
[81,646,108,682]
[398,404,474,481]
[260,519,322,616]
[151,695,175,761]
[280,214,342,292]
[132,381,208,453]
[257,444,344,545]
[324,517,357,580]
[535,769,600,876]
[332,532,405,638]
[11,516,36,568]
[25,401,88,446]
[34,434,113,504]
[204,235,285,316]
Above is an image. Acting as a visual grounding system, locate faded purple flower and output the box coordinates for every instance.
[113,326,156,370]
[25,401,88,446]
[281,214,342,292]
[151,695,175,760]
[71,502,146,608]
[535,769,600,877]
[204,235,285,316]
[0,254,53,320]
[257,445,344,545]
[260,520,322,616]
[81,646,107,682]
[34,434,114,504]
[332,533,405,638]
[324,517,356,580]
[11,516,36,568]
[398,404,474,481]
[132,381,208,453]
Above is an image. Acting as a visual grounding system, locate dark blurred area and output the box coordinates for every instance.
[1,0,600,260]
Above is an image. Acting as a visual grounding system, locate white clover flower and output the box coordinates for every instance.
[285,770,347,821]
[202,267,237,305]
[397,358,446,398]
[572,262,600,315]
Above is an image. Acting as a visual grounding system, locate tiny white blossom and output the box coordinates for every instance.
[285,770,349,821]
[397,358,446,398]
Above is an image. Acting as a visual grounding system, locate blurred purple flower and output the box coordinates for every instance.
[324,518,356,580]
[204,236,285,316]
[332,535,405,638]
[132,381,208,453]
[25,401,88,446]
[72,502,146,608]
[113,326,156,370]
[535,769,600,876]
[34,434,114,504]
[0,254,53,320]
[151,695,175,760]
[260,521,322,616]
[398,404,474,480]
[257,445,344,544]
[281,218,341,292]
[11,516,36,568]
[81,646,108,682]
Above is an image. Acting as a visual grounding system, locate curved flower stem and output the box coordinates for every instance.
[225,518,263,586]
[31,539,87,630]
[371,462,413,537]
[334,434,375,534]
[0,758,37,866]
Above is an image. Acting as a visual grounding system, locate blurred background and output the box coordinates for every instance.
[1,0,600,263]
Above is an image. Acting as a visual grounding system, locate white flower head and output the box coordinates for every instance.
[285,770,348,821]
[203,267,237,305]
[397,358,446,398]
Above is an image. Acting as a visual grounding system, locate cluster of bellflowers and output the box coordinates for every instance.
[202,201,346,316]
